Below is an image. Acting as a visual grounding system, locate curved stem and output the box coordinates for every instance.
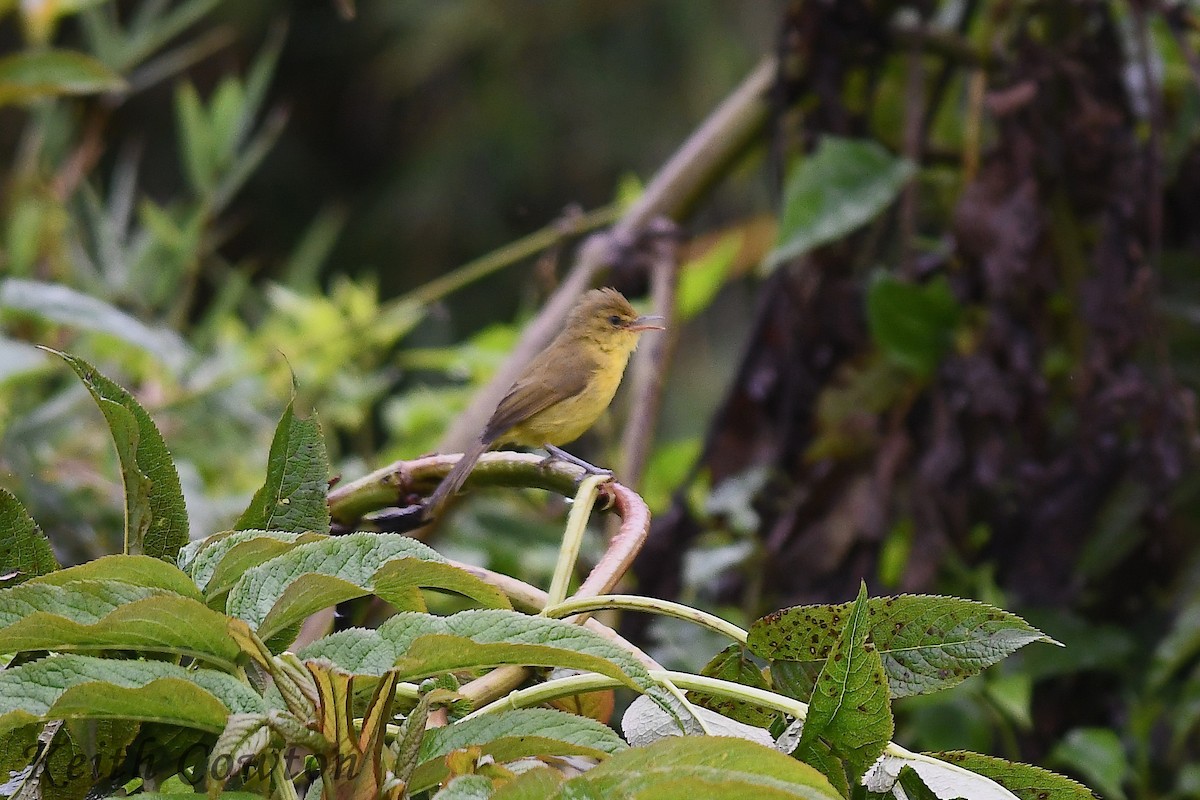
[546,474,607,606]
[542,594,748,645]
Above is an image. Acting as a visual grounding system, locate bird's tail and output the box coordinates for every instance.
[423,437,490,521]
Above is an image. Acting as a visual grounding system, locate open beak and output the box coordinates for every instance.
[628,314,666,332]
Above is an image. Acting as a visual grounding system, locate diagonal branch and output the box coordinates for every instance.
[438,56,777,454]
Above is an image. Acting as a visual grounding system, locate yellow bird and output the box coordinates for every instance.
[424,287,664,518]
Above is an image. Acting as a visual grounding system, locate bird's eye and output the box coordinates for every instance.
[608,314,623,326]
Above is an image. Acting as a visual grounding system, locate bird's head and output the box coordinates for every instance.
[567,287,665,352]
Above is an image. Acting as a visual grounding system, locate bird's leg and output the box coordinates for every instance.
[541,443,613,476]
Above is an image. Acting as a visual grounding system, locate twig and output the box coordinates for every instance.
[438,56,777,454]
[388,203,618,315]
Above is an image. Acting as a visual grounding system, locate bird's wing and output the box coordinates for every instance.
[482,351,591,444]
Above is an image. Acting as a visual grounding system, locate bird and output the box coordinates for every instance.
[423,287,664,519]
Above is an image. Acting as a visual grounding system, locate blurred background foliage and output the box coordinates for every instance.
[2,1,1200,797]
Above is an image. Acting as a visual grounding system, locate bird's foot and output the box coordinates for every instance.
[541,444,613,476]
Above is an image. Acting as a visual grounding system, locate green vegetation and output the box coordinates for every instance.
[2,1,1198,798]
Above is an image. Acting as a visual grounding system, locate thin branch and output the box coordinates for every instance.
[327,451,586,533]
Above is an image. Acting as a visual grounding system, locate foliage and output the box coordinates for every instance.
[0,356,1085,800]
[1,1,1197,799]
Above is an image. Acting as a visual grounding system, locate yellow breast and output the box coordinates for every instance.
[505,351,630,447]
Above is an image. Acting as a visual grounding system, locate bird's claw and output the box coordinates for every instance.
[541,444,613,476]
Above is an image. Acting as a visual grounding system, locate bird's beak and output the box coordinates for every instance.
[628,314,666,332]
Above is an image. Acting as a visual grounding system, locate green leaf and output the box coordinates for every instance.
[749,594,1057,699]
[924,751,1098,800]
[676,232,741,320]
[0,49,124,105]
[566,736,843,799]
[0,593,240,669]
[0,488,58,584]
[29,554,202,599]
[0,279,191,371]
[226,533,506,642]
[235,398,330,534]
[301,609,699,733]
[50,351,189,559]
[410,709,626,793]
[491,768,566,799]
[795,583,892,783]
[185,529,325,598]
[1048,729,1127,800]
[49,679,231,734]
[694,644,777,728]
[0,654,264,738]
[3,720,140,800]
[866,274,961,376]
[0,580,160,627]
[175,81,215,194]
[765,137,915,271]
[207,713,272,798]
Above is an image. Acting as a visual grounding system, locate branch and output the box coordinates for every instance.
[327,451,584,531]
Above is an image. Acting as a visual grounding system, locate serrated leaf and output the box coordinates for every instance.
[750,595,1056,698]
[932,752,1099,800]
[227,533,505,642]
[0,488,57,584]
[0,279,191,370]
[207,713,271,799]
[28,554,202,600]
[866,274,961,376]
[0,581,162,627]
[765,137,915,272]
[187,529,326,598]
[0,654,264,738]
[566,736,843,799]
[301,610,700,734]
[51,351,189,559]
[410,709,626,793]
[0,593,239,669]
[694,644,777,728]
[795,583,892,783]
[0,48,124,105]
[235,399,330,534]
[865,751,1020,800]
